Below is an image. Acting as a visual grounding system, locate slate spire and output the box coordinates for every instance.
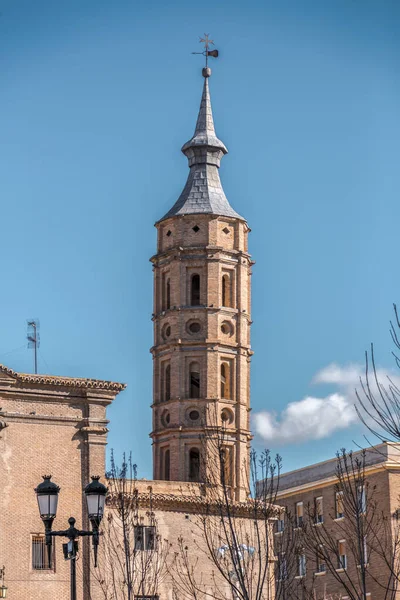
[159,67,244,222]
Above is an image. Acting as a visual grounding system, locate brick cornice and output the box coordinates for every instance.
[0,363,126,392]
[150,245,252,265]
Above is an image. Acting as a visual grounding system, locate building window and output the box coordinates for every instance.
[165,364,171,401]
[315,496,323,523]
[161,272,170,311]
[134,526,156,551]
[298,552,306,577]
[166,278,171,310]
[316,545,326,573]
[220,447,233,487]
[276,512,285,533]
[362,535,368,566]
[32,534,54,570]
[277,552,287,581]
[160,447,170,481]
[164,449,170,481]
[189,363,200,398]
[189,448,200,482]
[357,485,366,514]
[222,273,232,307]
[295,502,304,527]
[335,491,344,519]
[220,362,231,399]
[191,274,200,306]
[338,540,347,569]
[161,362,171,402]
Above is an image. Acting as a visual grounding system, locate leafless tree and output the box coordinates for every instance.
[168,408,310,600]
[357,304,400,444]
[89,452,169,600]
[301,449,400,600]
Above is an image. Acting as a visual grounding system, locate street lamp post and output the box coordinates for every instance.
[35,475,107,600]
[0,566,7,598]
[216,543,256,600]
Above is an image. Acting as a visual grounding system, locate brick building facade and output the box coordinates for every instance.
[0,365,124,598]
[274,443,400,600]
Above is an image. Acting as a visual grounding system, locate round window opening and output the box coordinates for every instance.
[189,410,200,421]
[162,324,171,340]
[161,410,171,427]
[189,322,201,334]
[221,408,234,424]
[221,321,233,336]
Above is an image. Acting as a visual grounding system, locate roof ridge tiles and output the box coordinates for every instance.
[0,363,126,392]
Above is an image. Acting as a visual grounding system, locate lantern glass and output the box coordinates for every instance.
[84,476,107,524]
[86,492,105,521]
[0,584,7,598]
[37,492,58,519]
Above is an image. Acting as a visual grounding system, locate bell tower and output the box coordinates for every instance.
[150,65,253,502]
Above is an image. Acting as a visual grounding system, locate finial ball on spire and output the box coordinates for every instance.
[202,67,211,78]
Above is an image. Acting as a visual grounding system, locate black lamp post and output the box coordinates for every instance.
[0,566,7,598]
[35,475,107,600]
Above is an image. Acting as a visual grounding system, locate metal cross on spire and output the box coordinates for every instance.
[192,33,219,69]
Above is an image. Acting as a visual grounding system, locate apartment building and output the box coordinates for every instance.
[273,443,400,599]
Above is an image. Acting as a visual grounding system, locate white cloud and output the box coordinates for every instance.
[253,363,395,445]
[312,363,362,387]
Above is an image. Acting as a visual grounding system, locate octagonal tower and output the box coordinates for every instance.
[150,67,253,502]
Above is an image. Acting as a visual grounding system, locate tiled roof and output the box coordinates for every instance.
[107,489,281,517]
[0,364,126,392]
[159,71,244,223]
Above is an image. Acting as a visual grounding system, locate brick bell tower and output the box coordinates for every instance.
[150,65,253,502]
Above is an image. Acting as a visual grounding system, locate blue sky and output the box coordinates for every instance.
[1,0,399,477]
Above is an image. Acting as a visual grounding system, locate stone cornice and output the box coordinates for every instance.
[152,305,251,321]
[275,461,400,498]
[150,341,252,357]
[150,245,252,265]
[0,388,119,405]
[156,214,244,228]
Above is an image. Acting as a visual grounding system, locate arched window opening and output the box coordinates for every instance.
[220,362,231,399]
[189,448,200,482]
[165,364,171,401]
[164,449,170,481]
[166,278,171,310]
[222,274,231,307]
[161,273,166,310]
[220,447,233,487]
[189,363,200,398]
[191,274,200,306]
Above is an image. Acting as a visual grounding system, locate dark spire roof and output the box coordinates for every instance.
[158,67,244,223]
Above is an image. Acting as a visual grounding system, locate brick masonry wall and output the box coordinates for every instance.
[276,468,398,600]
[151,214,253,501]
[0,373,120,600]
[93,479,276,600]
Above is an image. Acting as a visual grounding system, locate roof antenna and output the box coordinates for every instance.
[192,33,219,73]
[27,319,40,374]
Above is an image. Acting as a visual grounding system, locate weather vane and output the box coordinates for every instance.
[192,33,219,69]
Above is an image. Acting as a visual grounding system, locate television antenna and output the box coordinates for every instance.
[27,319,40,374]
